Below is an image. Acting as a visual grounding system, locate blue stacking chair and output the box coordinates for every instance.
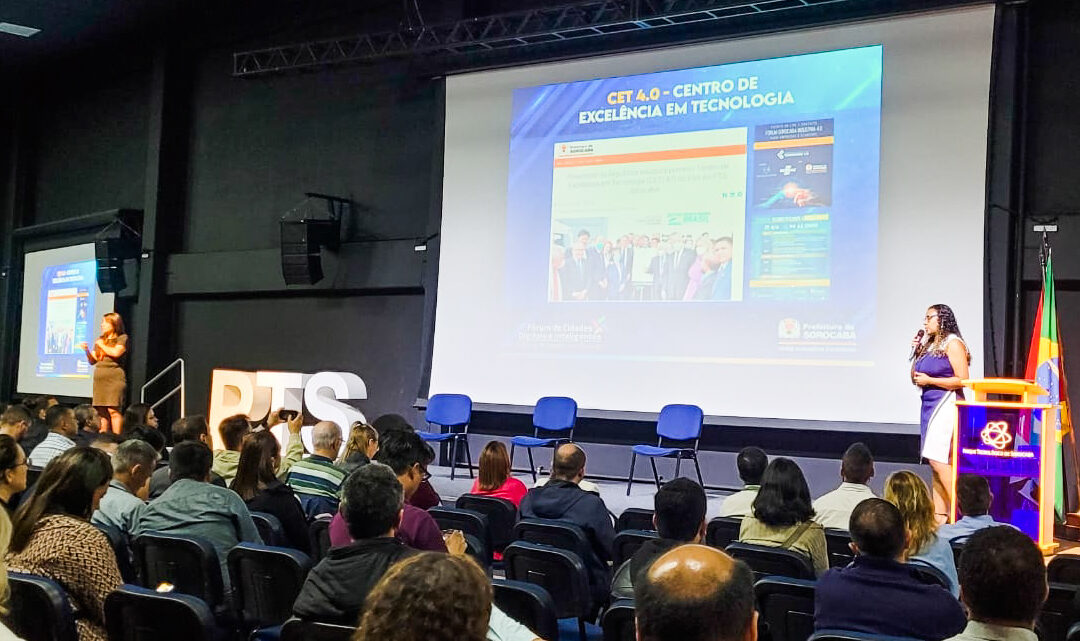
[422,393,473,480]
[510,396,578,482]
[625,404,704,495]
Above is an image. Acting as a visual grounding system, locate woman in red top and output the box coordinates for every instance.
[469,441,527,506]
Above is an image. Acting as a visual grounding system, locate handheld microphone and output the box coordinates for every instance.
[908,329,925,360]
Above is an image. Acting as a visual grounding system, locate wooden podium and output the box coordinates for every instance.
[953,378,1059,554]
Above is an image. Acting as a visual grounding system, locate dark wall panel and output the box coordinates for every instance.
[31,70,150,224]
[183,51,440,252]
[175,294,427,426]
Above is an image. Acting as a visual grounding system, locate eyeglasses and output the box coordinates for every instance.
[924,314,939,321]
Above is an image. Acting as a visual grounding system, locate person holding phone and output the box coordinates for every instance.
[79,312,128,434]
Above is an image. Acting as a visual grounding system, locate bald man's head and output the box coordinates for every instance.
[551,443,586,482]
[312,421,344,456]
[635,544,756,641]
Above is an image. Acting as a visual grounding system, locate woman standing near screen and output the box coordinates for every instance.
[911,303,970,522]
[79,312,128,434]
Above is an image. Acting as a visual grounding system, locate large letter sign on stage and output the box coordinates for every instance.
[208,368,367,450]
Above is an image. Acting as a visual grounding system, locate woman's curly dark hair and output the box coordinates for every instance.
[918,303,971,364]
[354,552,492,641]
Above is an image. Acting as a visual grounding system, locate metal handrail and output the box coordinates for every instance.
[141,358,185,418]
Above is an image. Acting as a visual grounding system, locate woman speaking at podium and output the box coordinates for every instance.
[79,312,128,435]
[911,303,970,522]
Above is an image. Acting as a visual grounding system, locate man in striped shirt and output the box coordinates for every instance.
[28,405,78,468]
[287,421,347,519]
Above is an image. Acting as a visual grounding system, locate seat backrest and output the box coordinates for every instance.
[905,561,951,591]
[810,631,926,641]
[823,528,854,568]
[250,511,285,547]
[705,516,742,549]
[725,542,815,581]
[425,393,472,428]
[132,532,224,608]
[755,576,817,641]
[456,494,518,552]
[430,506,492,561]
[950,539,967,568]
[513,519,590,559]
[656,404,703,442]
[533,396,577,432]
[503,541,592,619]
[1039,582,1080,641]
[94,521,139,584]
[7,572,78,641]
[1049,555,1080,584]
[227,543,313,629]
[616,508,655,533]
[492,579,560,641]
[1067,621,1080,641]
[613,529,658,567]
[280,618,355,641]
[601,598,636,641]
[309,517,332,562]
[104,585,216,641]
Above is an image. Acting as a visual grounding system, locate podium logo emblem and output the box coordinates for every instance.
[981,421,1013,450]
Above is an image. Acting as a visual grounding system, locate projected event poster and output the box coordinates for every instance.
[505,45,881,364]
[36,260,97,379]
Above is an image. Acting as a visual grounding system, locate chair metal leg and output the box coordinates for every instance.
[693,454,704,487]
[449,437,458,481]
[463,436,474,478]
[527,448,537,483]
[626,452,637,496]
[675,455,682,479]
[650,458,661,489]
[578,617,587,641]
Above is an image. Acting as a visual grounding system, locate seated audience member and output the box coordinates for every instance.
[813,442,877,530]
[885,470,959,596]
[0,509,23,639]
[125,425,167,462]
[814,498,965,640]
[92,439,158,536]
[231,430,310,553]
[946,526,1047,641]
[294,462,417,623]
[150,416,225,498]
[135,441,262,592]
[625,477,707,590]
[356,553,493,641]
[520,442,616,609]
[213,410,303,485]
[87,432,121,456]
[73,404,99,447]
[121,402,158,435]
[738,457,828,576]
[0,405,31,442]
[338,422,378,475]
[0,435,27,515]
[28,405,78,468]
[469,440,528,506]
[328,429,463,553]
[938,475,1012,543]
[8,448,121,641]
[374,414,444,509]
[286,421,348,519]
[19,395,52,453]
[719,446,768,518]
[634,544,757,641]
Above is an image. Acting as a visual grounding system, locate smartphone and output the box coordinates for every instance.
[279,409,299,421]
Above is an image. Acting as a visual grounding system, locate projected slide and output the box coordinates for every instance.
[17,244,115,398]
[37,260,98,378]
[506,46,881,363]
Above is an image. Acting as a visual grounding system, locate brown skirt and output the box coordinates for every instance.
[92,364,126,407]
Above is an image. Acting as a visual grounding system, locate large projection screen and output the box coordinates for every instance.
[17,244,116,398]
[433,6,994,432]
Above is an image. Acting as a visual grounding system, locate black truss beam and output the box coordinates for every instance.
[233,0,858,77]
